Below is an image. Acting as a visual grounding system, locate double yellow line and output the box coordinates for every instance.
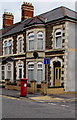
[0,95,20,100]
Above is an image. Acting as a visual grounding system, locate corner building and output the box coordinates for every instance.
[0,2,77,92]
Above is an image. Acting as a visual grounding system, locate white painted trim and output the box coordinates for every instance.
[17,34,24,54]
[50,57,63,68]
[3,37,13,56]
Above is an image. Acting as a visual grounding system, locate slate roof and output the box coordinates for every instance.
[1,6,77,37]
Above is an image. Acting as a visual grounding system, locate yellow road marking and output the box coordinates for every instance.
[0,95,20,100]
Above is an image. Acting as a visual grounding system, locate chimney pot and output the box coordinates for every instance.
[3,12,14,28]
[21,2,34,21]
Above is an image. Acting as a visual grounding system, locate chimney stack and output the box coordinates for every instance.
[3,12,14,28]
[21,2,34,21]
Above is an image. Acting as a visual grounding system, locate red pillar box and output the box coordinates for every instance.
[20,78,28,97]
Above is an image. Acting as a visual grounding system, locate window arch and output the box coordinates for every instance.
[55,29,62,48]
[37,62,43,83]
[37,32,43,50]
[28,33,34,50]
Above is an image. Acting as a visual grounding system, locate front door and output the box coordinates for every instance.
[53,61,61,86]
[55,67,61,86]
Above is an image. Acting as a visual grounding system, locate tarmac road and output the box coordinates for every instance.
[1,95,76,119]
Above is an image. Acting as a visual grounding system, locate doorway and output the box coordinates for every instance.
[53,61,61,86]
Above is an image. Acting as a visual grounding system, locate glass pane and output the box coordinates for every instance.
[38,64,42,68]
[56,37,61,48]
[28,64,34,68]
[2,66,4,70]
[9,46,12,54]
[37,69,43,83]
[2,71,5,80]
[19,68,22,78]
[29,40,34,50]
[8,65,11,70]
[37,39,43,49]
[28,70,34,82]
[19,40,22,52]
[4,47,8,54]
[7,71,11,79]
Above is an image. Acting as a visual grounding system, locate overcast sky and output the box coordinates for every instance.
[0,0,77,29]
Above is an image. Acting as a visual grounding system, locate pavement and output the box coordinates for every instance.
[1,88,77,103]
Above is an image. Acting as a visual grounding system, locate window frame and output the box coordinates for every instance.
[37,62,43,83]
[37,32,43,50]
[18,37,23,53]
[55,29,62,48]
[18,63,23,79]
[7,64,12,80]
[1,65,5,81]
[28,62,34,82]
[28,33,34,51]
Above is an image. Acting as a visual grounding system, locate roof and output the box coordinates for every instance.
[0,22,21,38]
[1,6,77,37]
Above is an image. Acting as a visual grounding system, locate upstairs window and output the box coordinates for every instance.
[55,29,62,48]
[18,37,23,53]
[37,32,43,50]
[4,41,8,55]
[28,33,34,50]
[3,40,12,55]
[8,40,12,54]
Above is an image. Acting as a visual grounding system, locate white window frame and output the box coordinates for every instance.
[3,39,13,55]
[28,33,34,51]
[37,32,43,50]
[28,62,34,82]
[1,65,5,81]
[8,40,12,54]
[18,37,23,53]
[3,41,8,55]
[18,63,23,79]
[37,62,43,83]
[55,29,62,48]
[7,64,12,80]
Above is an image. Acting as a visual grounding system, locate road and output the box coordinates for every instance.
[1,95,76,119]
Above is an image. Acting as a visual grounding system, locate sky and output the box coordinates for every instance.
[0,0,77,29]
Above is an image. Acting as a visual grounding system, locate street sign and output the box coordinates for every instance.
[44,58,50,64]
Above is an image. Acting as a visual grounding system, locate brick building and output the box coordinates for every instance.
[0,2,77,92]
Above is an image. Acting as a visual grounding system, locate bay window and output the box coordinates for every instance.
[37,62,43,83]
[28,33,34,50]
[28,62,34,82]
[37,32,43,50]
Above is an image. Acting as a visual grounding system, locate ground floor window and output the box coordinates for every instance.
[18,64,23,79]
[1,65,5,80]
[28,62,34,82]
[7,64,12,79]
[37,62,43,83]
